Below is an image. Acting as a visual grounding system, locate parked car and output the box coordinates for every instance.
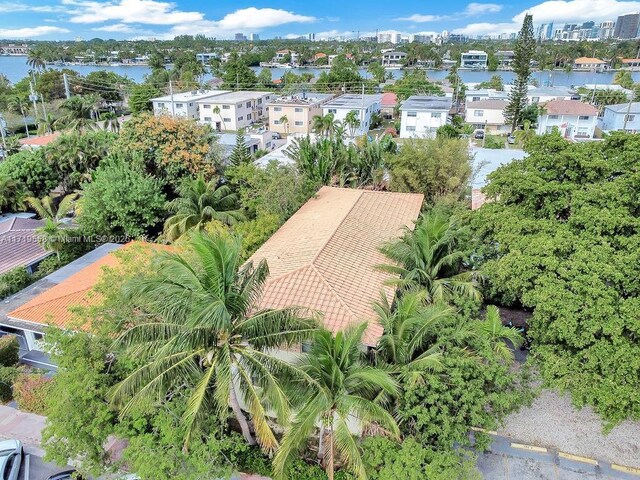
[46,469,86,480]
[507,134,516,144]
[474,129,485,139]
[271,132,281,140]
[0,439,22,480]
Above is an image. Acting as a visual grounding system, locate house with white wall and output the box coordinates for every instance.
[465,99,509,133]
[399,95,452,138]
[527,86,578,104]
[600,102,640,133]
[536,100,598,140]
[465,88,508,104]
[197,91,274,131]
[322,94,382,137]
[461,50,488,69]
[151,90,230,119]
[381,51,407,66]
[573,57,609,72]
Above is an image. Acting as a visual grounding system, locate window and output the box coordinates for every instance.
[472,96,480,102]
[328,109,337,114]
[257,98,262,105]
[294,107,303,112]
[238,116,244,121]
[246,101,252,108]
[578,115,590,120]
[189,103,193,107]
[157,102,165,108]
[474,110,484,117]
[577,127,590,136]
[222,105,230,109]
[223,117,231,122]
[548,114,558,119]
[406,126,416,131]
[273,120,281,125]
[203,104,211,109]
[431,112,441,118]
[531,97,540,103]
[247,113,251,120]
[295,121,304,126]
[545,126,555,133]
[407,111,417,117]
[273,106,282,112]
[204,117,212,121]
[175,103,183,108]
[625,114,636,122]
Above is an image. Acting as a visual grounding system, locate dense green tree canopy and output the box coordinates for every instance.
[471,132,640,425]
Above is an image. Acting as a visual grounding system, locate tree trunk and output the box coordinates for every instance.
[317,424,325,462]
[229,384,256,445]
[327,422,334,480]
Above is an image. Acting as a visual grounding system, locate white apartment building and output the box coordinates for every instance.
[322,94,383,137]
[465,99,509,133]
[197,91,274,131]
[536,100,598,140]
[381,51,407,66]
[527,86,578,104]
[151,90,230,119]
[465,89,509,104]
[600,102,640,133]
[399,95,452,138]
[461,50,488,69]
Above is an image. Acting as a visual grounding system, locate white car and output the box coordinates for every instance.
[0,439,22,480]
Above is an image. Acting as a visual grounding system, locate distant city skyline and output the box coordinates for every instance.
[1,0,640,40]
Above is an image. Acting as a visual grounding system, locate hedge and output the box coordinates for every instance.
[0,335,20,367]
[13,373,54,414]
[0,366,18,403]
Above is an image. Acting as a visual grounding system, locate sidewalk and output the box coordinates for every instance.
[0,404,46,456]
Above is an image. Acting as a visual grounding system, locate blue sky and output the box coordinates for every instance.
[1,0,639,40]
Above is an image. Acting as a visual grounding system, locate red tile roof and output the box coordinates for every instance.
[543,100,598,116]
[247,186,424,345]
[0,217,49,275]
[19,132,60,147]
[8,242,168,330]
[381,92,398,108]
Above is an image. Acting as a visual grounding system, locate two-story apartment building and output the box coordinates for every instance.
[381,51,407,67]
[465,88,509,104]
[600,102,640,133]
[197,91,274,131]
[496,50,515,69]
[322,94,383,137]
[536,100,598,140]
[527,86,578,104]
[151,90,230,119]
[465,99,510,133]
[267,92,334,135]
[461,50,488,69]
[399,95,452,138]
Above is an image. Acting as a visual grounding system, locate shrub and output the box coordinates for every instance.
[13,373,54,414]
[0,266,32,300]
[0,335,20,367]
[0,366,18,402]
[484,135,505,149]
[0,150,60,198]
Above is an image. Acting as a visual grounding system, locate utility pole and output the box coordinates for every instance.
[169,80,175,117]
[622,94,635,131]
[63,73,71,99]
[0,113,7,154]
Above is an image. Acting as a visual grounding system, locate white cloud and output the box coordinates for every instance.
[0,3,62,12]
[395,14,449,22]
[0,25,70,37]
[463,3,503,15]
[92,23,137,32]
[215,7,314,30]
[63,0,204,24]
[455,0,640,36]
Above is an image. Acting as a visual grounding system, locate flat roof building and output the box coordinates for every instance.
[267,92,334,135]
[151,90,230,119]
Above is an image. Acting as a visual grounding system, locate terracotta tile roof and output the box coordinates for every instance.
[543,99,598,116]
[247,186,424,345]
[381,92,398,107]
[0,217,49,275]
[573,57,606,64]
[8,242,167,330]
[19,132,60,147]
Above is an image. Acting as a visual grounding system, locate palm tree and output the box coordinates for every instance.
[37,112,56,135]
[55,95,99,132]
[279,115,289,135]
[475,306,523,362]
[163,176,245,242]
[8,94,31,138]
[100,111,120,132]
[273,324,400,480]
[111,232,319,450]
[378,213,482,303]
[24,193,78,221]
[514,119,536,146]
[344,110,361,137]
[212,105,224,131]
[332,120,347,140]
[27,50,46,71]
[312,113,336,138]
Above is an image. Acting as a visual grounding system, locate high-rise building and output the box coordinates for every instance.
[599,21,616,39]
[614,13,640,39]
[234,33,247,41]
[307,33,316,41]
[249,33,259,41]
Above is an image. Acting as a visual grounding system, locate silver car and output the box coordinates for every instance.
[0,439,22,480]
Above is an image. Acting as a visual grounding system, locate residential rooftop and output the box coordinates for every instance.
[267,92,334,106]
[528,86,577,96]
[466,89,509,99]
[19,132,61,147]
[0,217,49,275]
[543,99,598,116]
[401,95,452,111]
[604,102,640,114]
[150,90,230,103]
[466,99,509,109]
[322,94,383,110]
[195,90,273,104]
[574,57,606,64]
[247,186,424,346]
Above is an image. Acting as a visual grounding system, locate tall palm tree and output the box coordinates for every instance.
[273,324,400,480]
[312,113,336,138]
[163,176,245,242]
[212,105,224,131]
[100,111,120,132]
[378,213,482,303]
[8,94,31,138]
[279,115,289,135]
[344,110,361,137]
[111,233,319,450]
[27,50,46,71]
[55,95,99,132]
